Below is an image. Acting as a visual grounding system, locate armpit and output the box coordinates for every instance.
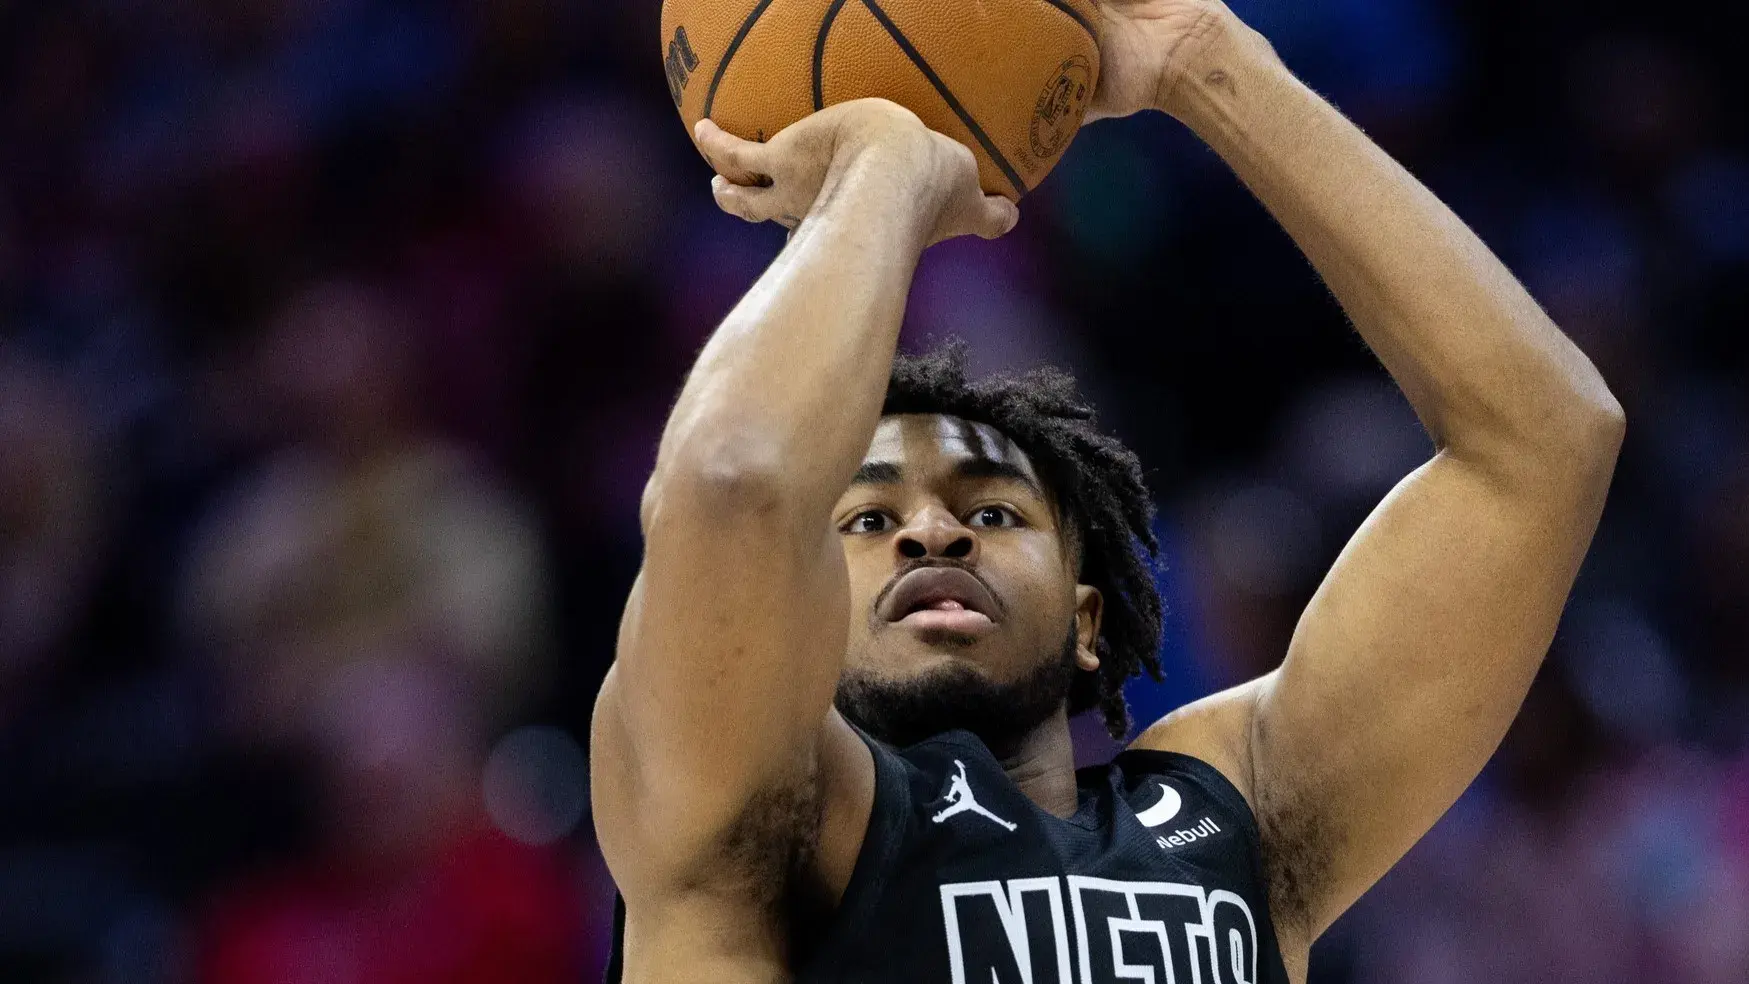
[714,769,828,945]
[1255,776,1338,943]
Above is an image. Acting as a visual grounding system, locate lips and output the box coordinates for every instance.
[878,566,1002,624]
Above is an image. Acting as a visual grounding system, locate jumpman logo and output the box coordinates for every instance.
[931,760,1017,832]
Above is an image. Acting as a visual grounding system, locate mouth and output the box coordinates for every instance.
[879,566,1001,635]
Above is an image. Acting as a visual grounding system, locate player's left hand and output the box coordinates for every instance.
[1087,0,1267,120]
[695,100,1018,243]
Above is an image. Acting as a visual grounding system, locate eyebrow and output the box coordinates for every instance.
[849,457,1046,499]
[953,457,1047,499]
[850,461,903,486]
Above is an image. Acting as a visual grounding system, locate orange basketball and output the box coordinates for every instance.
[660,0,1100,200]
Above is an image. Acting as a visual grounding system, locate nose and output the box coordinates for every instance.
[895,506,979,563]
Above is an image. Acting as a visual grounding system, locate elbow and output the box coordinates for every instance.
[1583,385,1627,456]
[1454,363,1626,493]
[1527,370,1626,488]
[1561,369,1627,467]
[640,428,794,534]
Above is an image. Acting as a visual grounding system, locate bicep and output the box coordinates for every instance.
[1251,448,1612,937]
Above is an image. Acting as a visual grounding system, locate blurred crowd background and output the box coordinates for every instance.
[0,0,1744,981]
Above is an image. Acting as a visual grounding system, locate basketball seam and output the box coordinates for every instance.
[1036,0,1098,45]
[702,0,780,120]
[1035,0,1091,46]
[859,0,1029,197]
[812,0,853,112]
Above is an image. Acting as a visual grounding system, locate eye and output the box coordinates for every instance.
[841,509,895,535]
[967,505,1022,529]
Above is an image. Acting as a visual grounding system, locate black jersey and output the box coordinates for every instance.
[607,727,1291,984]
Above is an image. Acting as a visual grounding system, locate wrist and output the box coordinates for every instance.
[821,126,950,243]
[1153,10,1285,128]
[808,144,936,250]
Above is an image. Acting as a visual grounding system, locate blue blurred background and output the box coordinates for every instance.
[1,0,1745,981]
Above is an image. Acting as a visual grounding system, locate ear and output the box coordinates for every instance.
[1073,584,1103,673]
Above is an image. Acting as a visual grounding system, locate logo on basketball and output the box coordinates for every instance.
[664,26,700,108]
[1029,56,1092,161]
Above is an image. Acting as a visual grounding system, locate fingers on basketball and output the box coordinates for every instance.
[695,119,775,189]
[712,175,794,227]
[662,0,1101,201]
[976,195,1022,239]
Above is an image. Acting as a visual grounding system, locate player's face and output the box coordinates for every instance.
[831,414,1102,749]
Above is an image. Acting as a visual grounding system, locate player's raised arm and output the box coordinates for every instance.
[1106,0,1625,945]
[591,100,1014,899]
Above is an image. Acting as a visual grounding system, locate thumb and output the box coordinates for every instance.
[969,194,1021,240]
[694,119,773,188]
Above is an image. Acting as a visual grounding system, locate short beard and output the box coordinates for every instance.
[834,628,1080,755]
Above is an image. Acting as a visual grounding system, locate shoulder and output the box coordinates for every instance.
[1129,675,1268,812]
[1127,673,1321,953]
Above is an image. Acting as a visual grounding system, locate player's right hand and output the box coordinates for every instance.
[695,99,1018,244]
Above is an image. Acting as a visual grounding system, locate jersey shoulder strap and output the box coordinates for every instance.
[795,724,918,972]
[1103,747,1264,844]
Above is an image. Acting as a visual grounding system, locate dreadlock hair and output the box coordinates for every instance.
[882,341,1163,740]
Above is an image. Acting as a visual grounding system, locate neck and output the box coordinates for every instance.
[995,707,1080,818]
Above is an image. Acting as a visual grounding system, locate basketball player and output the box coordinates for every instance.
[592,2,1625,981]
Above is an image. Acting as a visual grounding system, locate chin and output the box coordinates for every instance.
[856,634,1001,681]
[835,637,1077,752]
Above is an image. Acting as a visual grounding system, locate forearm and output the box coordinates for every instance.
[649,152,933,524]
[1166,24,1621,468]
[617,149,933,808]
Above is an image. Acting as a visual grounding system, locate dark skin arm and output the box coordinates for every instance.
[1101,0,1624,964]
[590,100,1016,980]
